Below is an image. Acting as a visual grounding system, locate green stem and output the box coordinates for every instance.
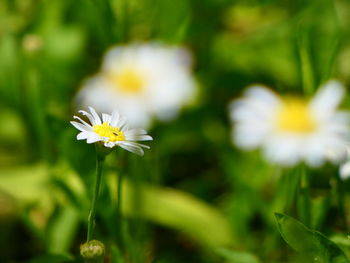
[298,166,311,227]
[297,26,314,95]
[87,154,105,242]
[279,167,301,215]
[323,0,341,82]
[116,172,123,245]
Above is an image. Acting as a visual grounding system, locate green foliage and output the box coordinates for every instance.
[1,0,350,262]
[116,177,235,247]
[215,247,260,263]
[275,213,350,263]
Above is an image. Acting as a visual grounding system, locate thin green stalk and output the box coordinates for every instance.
[87,154,105,242]
[276,167,301,215]
[26,61,51,161]
[322,0,341,82]
[298,166,311,227]
[298,29,314,96]
[130,157,143,263]
[116,172,123,246]
[120,0,129,42]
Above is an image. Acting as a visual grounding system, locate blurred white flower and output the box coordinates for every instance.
[76,43,196,128]
[339,147,350,180]
[230,81,350,167]
[70,107,152,156]
[340,161,350,180]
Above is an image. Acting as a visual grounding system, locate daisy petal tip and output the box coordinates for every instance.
[339,159,350,180]
[76,134,85,140]
[144,135,153,141]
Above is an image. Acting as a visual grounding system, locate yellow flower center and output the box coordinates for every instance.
[93,122,125,142]
[275,98,316,133]
[108,68,145,93]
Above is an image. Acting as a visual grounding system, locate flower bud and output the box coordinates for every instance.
[80,240,105,263]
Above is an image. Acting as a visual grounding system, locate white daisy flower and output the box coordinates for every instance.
[76,43,197,128]
[230,80,350,167]
[70,107,153,156]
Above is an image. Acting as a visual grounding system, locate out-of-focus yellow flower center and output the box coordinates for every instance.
[93,122,125,142]
[276,98,316,133]
[109,68,145,93]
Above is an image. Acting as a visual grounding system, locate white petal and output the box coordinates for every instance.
[104,141,116,148]
[327,112,350,135]
[302,136,326,167]
[116,117,126,129]
[244,86,280,106]
[77,131,93,140]
[230,91,280,124]
[340,161,350,180]
[233,126,267,149]
[118,142,144,156]
[73,116,92,127]
[110,110,121,126]
[327,146,348,163]
[102,113,112,124]
[86,133,102,143]
[100,136,110,142]
[126,141,150,149]
[125,134,153,141]
[124,129,149,138]
[129,129,148,135]
[310,80,344,120]
[79,110,96,125]
[263,136,302,167]
[70,121,92,132]
[89,106,102,125]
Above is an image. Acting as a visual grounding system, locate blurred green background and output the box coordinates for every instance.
[2,0,350,262]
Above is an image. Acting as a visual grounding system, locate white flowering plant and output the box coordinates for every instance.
[1,1,350,263]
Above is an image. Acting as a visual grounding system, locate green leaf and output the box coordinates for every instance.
[215,247,260,263]
[275,213,349,263]
[107,174,235,247]
[0,163,49,202]
[46,205,80,254]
